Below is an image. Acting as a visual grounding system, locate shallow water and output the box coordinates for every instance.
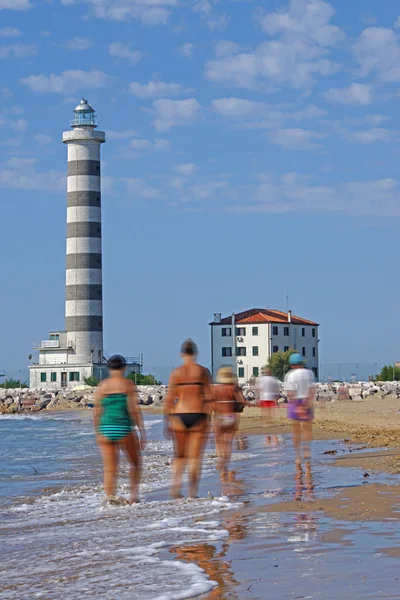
[1,414,399,599]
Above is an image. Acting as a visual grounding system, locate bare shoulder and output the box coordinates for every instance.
[201,365,212,382]
[125,379,137,393]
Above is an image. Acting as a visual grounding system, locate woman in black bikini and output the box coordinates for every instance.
[164,339,213,499]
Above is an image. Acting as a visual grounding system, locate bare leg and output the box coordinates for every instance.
[171,430,187,498]
[187,427,208,498]
[302,421,313,463]
[223,431,235,473]
[121,431,142,503]
[291,421,302,467]
[214,427,225,473]
[98,436,119,498]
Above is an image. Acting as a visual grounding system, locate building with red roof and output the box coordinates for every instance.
[210,308,319,383]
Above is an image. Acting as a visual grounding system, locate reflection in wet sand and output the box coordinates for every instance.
[170,513,250,599]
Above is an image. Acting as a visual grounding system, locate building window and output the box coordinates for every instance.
[238,367,245,379]
[40,372,46,383]
[284,326,289,336]
[312,328,316,338]
[284,346,289,352]
[236,347,246,357]
[50,334,59,341]
[252,327,258,336]
[312,367,318,378]
[51,372,57,382]
[273,346,279,353]
[69,372,80,382]
[222,347,232,357]
[222,327,231,337]
[236,327,246,336]
[252,346,259,356]
[313,347,316,357]
[302,347,306,357]
[302,328,305,337]
[272,326,278,335]
[253,367,259,377]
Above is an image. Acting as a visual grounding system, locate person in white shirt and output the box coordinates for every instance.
[283,353,316,477]
[257,368,280,444]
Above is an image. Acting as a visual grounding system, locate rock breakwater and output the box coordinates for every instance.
[1,382,399,415]
[0,385,167,415]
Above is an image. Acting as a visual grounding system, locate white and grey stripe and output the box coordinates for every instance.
[63,130,106,364]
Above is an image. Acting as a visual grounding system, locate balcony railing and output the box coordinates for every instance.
[33,340,75,350]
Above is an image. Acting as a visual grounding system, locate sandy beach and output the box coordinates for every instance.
[2,399,400,599]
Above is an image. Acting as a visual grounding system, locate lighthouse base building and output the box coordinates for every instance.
[29,99,141,389]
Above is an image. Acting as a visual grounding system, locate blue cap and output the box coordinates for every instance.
[289,353,303,366]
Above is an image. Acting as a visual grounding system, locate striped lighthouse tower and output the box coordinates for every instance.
[62,99,106,366]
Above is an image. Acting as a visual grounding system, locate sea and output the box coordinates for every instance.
[2,412,400,600]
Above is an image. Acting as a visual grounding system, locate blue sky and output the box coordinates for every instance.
[0,0,398,382]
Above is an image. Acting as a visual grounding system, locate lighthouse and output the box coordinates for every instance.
[63,99,105,366]
[29,100,142,389]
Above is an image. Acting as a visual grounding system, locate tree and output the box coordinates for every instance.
[267,348,297,382]
[127,372,161,385]
[377,364,400,381]
[84,376,100,387]
[0,378,28,389]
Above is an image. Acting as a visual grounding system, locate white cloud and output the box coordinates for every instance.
[268,128,323,150]
[129,138,171,152]
[345,128,392,144]
[193,0,212,16]
[176,163,197,176]
[10,118,28,132]
[152,98,202,131]
[107,129,137,140]
[21,70,111,94]
[34,133,53,145]
[61,0,178,25]
[205,0,343,90]
[129,80,185,98]
[154,138,171,150]
[261,0,343,46]
[0,27,21,37]
[395,17,400,29]
[0,158,64,191]
[177,43,194,58]
[130,139,152,151]
[0,44,36,58]
[212,98,327,133]
[324,83,373,105]
[353,27,400,82]
[208,14,230,31]
[0,0,31,10]
[65,37,92,51]
[1,87,13,98]
[212,97,268,119]
[108,42,144,64]
[214,40,240,57]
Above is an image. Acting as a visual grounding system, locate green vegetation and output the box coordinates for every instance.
[127,372,161,385]
[267,348,297,381]
[377,365,400,381]
[84,376,100,387]
[0,378,28,389]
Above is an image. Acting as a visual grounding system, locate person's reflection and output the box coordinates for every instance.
[236,436,249,451]
[294,462,314,501]
[169,514,250,599]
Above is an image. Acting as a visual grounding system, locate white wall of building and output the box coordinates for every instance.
[212,321,319,383]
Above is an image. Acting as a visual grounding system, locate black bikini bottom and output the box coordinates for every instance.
[175,413,208,429]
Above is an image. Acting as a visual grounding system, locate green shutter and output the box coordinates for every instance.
[40,373,46,382]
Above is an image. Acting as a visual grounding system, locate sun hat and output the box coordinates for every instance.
[289,353,303,366]
[216,366,237,384]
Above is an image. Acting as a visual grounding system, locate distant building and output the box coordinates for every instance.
[210,308,319,383]
[29,99,141,389]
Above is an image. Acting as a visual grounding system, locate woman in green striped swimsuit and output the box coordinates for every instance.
[94,355,147,504]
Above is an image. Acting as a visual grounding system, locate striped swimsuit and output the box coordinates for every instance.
[98,393,133,442]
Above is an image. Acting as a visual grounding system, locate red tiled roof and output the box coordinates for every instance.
[212,308,318,326]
